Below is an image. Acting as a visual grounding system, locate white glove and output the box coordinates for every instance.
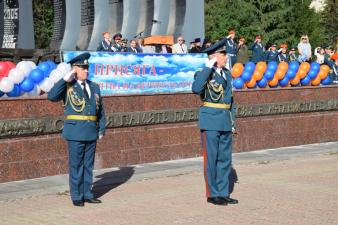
[99,134,104,140]
[278,48,282,52]
[232,127,237,134]
[63,68,76,82]
[206,57,217,68]
[227,35,232,39]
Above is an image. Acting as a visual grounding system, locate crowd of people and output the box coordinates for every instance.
[97,31,338,84]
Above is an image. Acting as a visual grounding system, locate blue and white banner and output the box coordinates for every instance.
[63,51,207,95]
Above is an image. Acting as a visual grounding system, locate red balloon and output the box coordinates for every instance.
[0,61,10,77]
[5,61,16,70]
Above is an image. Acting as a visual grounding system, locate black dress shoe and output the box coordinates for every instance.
[207,197,227,205]
[84,198,102,203]
[221,196,238,204]
[72,200,84,207]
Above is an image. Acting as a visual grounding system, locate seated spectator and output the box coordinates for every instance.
[112,33,123,52]
[314,47,325,64]
[121,38,128,52]
[297,35,312,62]
[277,44,289,63]
[126,39,140,53]
[324,46,333,65]
[97,31,113,52]
[172,36,188,53]
[201,38,212,52]
[265,44,278,62]
[289,47,298,62]
[237,37,249,64]
[189,38,202,53]
[135,38,143,53]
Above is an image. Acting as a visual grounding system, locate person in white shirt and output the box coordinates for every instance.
[172,36,188,54]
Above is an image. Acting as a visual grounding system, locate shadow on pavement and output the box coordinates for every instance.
[92,166,135,198]
[229,166,238,194]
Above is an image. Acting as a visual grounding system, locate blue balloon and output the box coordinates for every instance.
[321,76,331,85]
[46,60,56,70]
[0,90,4,98]
[37,62,51,77]
[244,62,255,73]
[264,69,275,81]
[300,76,311,86]
[289,61,299,71]
[29,68,45,83]
[267,61,278,72]
[310,62,320,73]
[279,77,289,87]
[257,77,268,88]
[233,77,245,89]
[241,70,252,81]
[20,77,35,92]
[286,69,297,79]
[6,84,21,97]
[307,69,318,80]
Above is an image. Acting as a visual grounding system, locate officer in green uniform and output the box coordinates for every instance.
[192,39,238,206]
[289,47,298,62]
[48,52,106,207]
[249,35,265,63]
[112,33,123,52]
[265,44,278,62]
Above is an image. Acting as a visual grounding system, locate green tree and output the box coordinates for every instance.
[33,0,54,49]
[321,0,338,44]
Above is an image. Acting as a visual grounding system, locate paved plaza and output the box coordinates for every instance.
[1,142,338,225]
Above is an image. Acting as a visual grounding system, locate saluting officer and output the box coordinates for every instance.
[192,40,238,206]
[48,53,106,207]
[289,47,298,62]
[265,44,278,62]
[249,35,265,63]
[277,44,289,63]
[225,29,238,68]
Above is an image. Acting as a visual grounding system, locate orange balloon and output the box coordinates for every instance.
[320,65,330,73]
[231,63,244,78]
[318,70,328,80]
[275,69,286,80]
[311,76,321,86]
[278,62,289,72]
[296,69,307,79]
[255,61,267,73]
[290,76,300,86]
[268,76,278,86]
[299,62,310,73]
[253,70,264,81]
[245,77,256,88]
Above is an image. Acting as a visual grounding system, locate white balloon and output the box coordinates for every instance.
[49,69,63,84]
[27,61,37,70]
[17,61,33,76]
[39,78,54,92]
[8,68,25,84]
[57,62,71,75]
[0,77,14,93]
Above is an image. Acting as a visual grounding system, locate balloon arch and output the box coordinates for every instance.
[231,61,331,89]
